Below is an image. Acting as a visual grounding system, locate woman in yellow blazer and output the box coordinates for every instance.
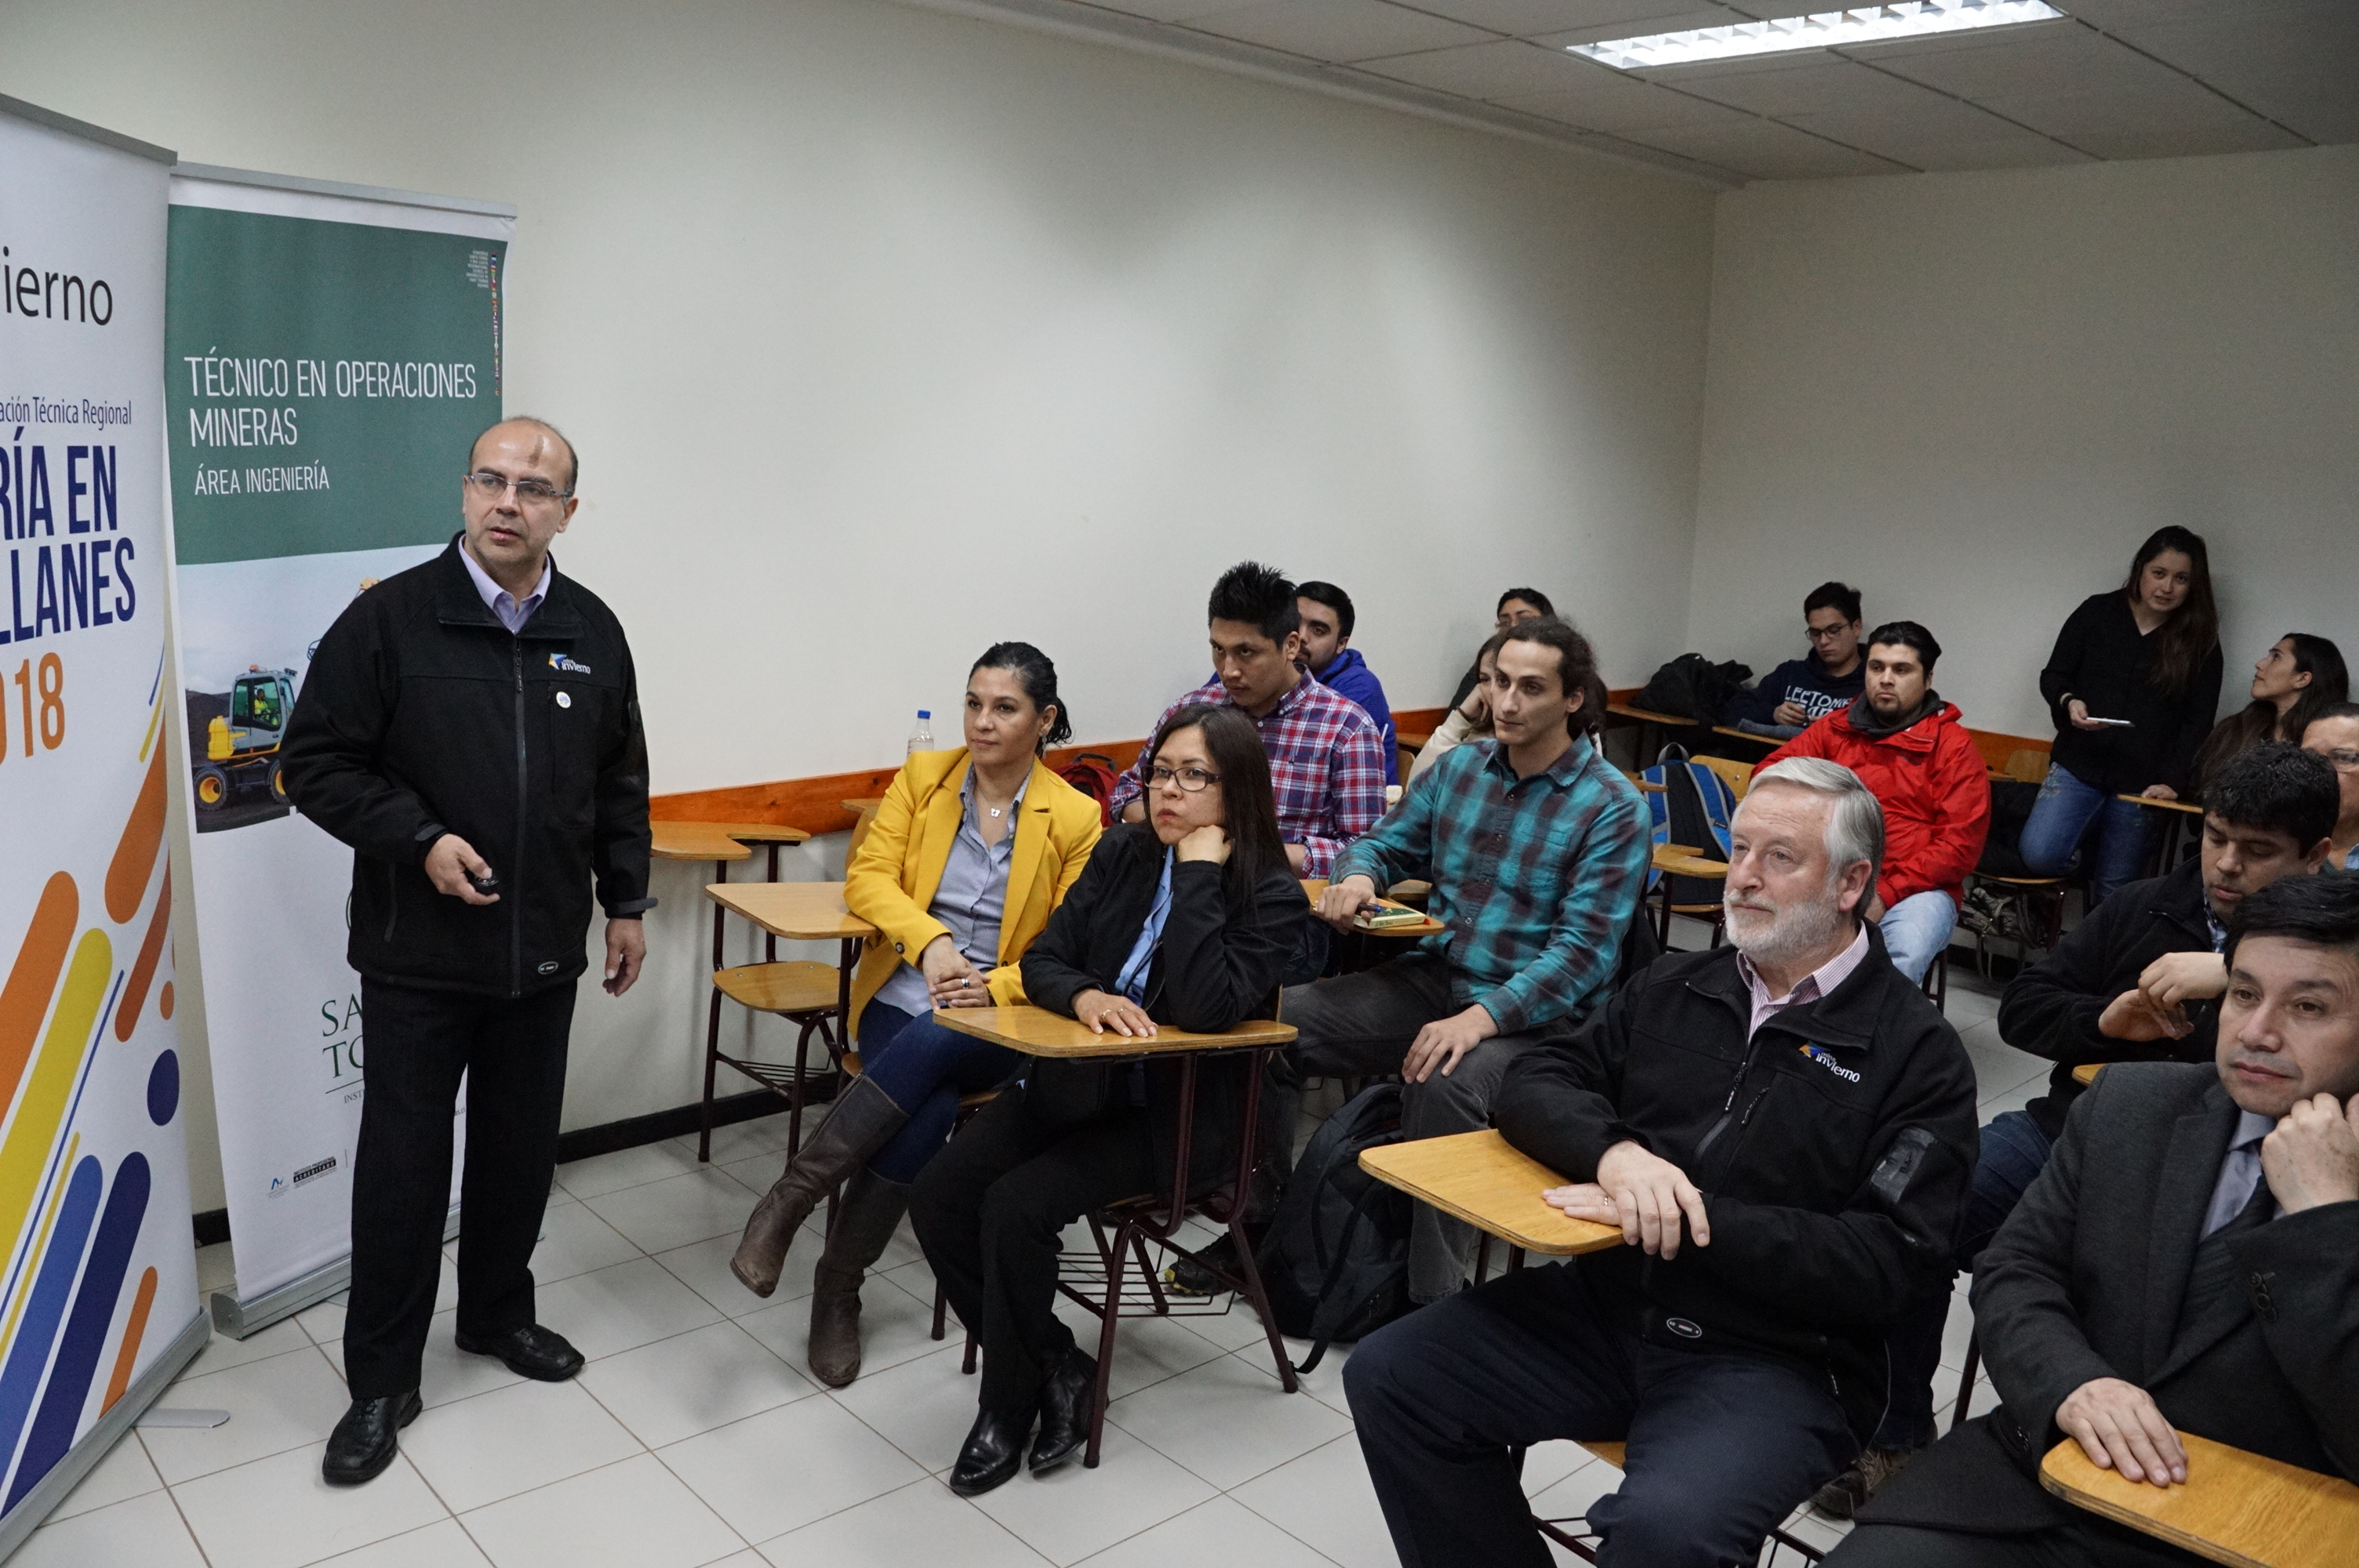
[731,643,1102,1387]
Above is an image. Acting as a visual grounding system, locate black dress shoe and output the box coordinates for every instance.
[322,1390,422,1486]
[1029,1349,1098,1475]
[453,1323,584,1381]
[951,1406,1036,1497]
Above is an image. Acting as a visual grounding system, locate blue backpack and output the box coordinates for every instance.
[1641,744,1736,903]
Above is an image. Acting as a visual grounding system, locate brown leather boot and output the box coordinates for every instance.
[729,1076,907,1298]
[805,1168,911,1387]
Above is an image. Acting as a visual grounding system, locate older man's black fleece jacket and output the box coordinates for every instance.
[282,539,654,998]
[1496,924,1980,1441]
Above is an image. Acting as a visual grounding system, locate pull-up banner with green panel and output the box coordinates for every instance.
[162,167,512,1327]
[0,94,204,1560]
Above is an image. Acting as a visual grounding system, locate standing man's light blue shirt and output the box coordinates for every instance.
[459,541,551,634]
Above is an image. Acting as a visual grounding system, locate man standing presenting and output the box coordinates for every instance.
[1762,621,1989,985]
[1296,580,1398,785]
[284,417,653,1486]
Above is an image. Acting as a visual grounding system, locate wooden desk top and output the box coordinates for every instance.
[2041,1432,2359,1568]
[652,822,754,862]
[2119,794,2206,815]
[1396,728,1434,751]
[2073,1062,2103,1086]
[714,822,812,844]
[1607,702,1700,727]
[704,880,876,941]
[1652,845,1729,880]
[931,1005,1296,1059]
[1360,1131,1621,1257]
[1297,880,1445,937]
[1711,726,1778,747]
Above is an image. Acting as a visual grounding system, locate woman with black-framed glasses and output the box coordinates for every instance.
[910,703,1305,1496]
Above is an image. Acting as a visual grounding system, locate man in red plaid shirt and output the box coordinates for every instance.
[1107,561,1387,881]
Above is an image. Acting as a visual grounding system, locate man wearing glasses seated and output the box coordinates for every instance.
[285,417,654,1486]
[2303,702,2359,870]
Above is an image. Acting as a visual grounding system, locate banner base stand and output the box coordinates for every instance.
[210,1207,462,1341]
[0,1310,209,1561]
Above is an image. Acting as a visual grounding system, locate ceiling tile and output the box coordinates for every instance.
[1779,100,2088,170]
[1982,73,2282,143]
[2091,2,2358,143]
[1387,0,1722,38]
[1183,0,1496,61]
[2030,116,2310,162]
[1619,118,1912,179]
[1856,23,2179,98]
[1490,76,1762,132]
[1352,37,1611,96]
[1640,57,1957,118]
[1080,0,1285,26]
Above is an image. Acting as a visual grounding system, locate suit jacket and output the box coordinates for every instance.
[1859,1062,2359,1535]
[842,749,1103,1034]
[1018,824,1305,1200]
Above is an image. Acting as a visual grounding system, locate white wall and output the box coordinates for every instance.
[2,0,1717,1153]
[1688,146,2359,742]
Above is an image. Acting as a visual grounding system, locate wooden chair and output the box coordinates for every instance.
[1652,844,1728,951]
[1968,871,2070,977]
[2002,748,2048,785]
[1694,753,1754,802]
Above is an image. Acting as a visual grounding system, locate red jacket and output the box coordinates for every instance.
[1759,699,1991,909]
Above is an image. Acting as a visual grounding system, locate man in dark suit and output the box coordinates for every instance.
[1820,742,2339,1518]
[1825,872,2359,1565]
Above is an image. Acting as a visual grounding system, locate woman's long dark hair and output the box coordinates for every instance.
[2194,633,2350,797]
[971,641,1073,752]
[1147,705,1287,912]
[2118,526,2219,698]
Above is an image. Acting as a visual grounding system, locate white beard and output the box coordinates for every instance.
[1726,892,1852,973]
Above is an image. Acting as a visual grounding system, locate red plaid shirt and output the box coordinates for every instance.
[1108,674,1387,878]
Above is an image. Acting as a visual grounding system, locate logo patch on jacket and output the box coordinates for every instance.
[549,652,592,674]
[1798,1044,1862,1083]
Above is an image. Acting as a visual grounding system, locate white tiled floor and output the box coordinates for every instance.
[27,963,2030,1568]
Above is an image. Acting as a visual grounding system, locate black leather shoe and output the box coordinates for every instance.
[1029,1349,1097,1475]
[322,1390,421,1486]
[453,1323,584,1381]
[951,1406,1035,1497]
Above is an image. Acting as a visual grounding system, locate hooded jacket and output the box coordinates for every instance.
[282,539,653,997]
[1761,695,1992,909]
[1312,646,1398,786]
[1496,924,1980,1443]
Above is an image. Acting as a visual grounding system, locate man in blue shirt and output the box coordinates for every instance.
[1727,581,1867,740]
[1297,579,1398,786]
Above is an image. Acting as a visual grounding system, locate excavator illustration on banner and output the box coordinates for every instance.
[190,576,380,825]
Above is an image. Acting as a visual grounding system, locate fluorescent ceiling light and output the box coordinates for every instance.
[1568,1,2066,70]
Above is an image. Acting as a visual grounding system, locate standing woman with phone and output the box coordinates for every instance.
[2018,526,2223,901]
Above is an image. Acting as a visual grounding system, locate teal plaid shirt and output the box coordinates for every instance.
[1332,733,1649,1035]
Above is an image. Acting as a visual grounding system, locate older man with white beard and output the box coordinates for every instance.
[1343,757,1979,1568]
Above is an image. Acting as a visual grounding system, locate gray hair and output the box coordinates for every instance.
[1743,757,1884,887]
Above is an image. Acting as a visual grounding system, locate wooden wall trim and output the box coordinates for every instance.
[649,695,2056,834]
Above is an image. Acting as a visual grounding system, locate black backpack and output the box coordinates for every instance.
[1635,653,1753,724]
[1252,1083,1412,1373]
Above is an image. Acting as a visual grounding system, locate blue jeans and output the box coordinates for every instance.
[2019,764,2153,904]
[1872,1109,2055,1449]
[1879,891,1956,985]
[855,1001,1023,1185]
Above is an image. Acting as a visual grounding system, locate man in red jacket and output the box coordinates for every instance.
[1761,622,1990,985]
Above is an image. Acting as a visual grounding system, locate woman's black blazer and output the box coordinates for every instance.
[1018,823,1304,1198]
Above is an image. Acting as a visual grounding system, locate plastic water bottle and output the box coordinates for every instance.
[907,710,934,756]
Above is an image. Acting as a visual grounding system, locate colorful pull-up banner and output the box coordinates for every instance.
[0,95,204,1553]
[163,167,513,1324]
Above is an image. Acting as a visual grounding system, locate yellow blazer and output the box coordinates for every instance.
[843,748,1103,1037]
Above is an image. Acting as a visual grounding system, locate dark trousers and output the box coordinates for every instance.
[908,1086,1154,1414]
[1268,953,1561,1301]
[856,1002,1023,1185]
[344,977,575,1399]
[1826,1520,2203,1566]
[1343,1261,1854,1568]
[1877,1109,2055,1448]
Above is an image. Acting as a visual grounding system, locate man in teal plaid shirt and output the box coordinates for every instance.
[1280,617,1652,1303]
